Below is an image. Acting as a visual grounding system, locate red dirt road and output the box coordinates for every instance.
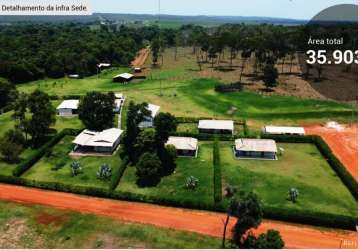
[131,48,150,67]
[0,184,357,248]
[305,124,358,181]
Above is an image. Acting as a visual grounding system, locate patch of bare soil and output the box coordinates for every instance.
[0,219,45,248]
[36,211,70,226]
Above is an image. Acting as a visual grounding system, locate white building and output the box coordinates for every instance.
[73,128,123,154]
[166,136,198,157]
[235,139,278,160]
[114,93,125,113]
[97,63,111,69]
[198,120,234,135]
[113,73,134,83]
[56,100,79,116]
[262,126,305,136]
[139,103,160,128]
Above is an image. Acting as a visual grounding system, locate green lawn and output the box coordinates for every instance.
[22,136,122,190]
[0,148,35,176]
[116,142,214,207]
[15,47,352,127]
[0,201,220,249]
[220,142,358,217]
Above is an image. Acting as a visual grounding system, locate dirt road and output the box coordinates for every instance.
[131,48,150,67]
[0,184,357,248]
[305,124,358,181]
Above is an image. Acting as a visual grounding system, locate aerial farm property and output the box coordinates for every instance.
[0,9,357,249]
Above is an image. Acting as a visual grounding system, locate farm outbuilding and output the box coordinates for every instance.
[166,136,199,157]
[56,100,79,116]
[97,63,111,69]
[262,126,305,136]
[113,73,134,83]
[198,120,234,135]
[139,103,160,128]
[73,128,123,154]
[114,93,125,113]
[235,138,278,160]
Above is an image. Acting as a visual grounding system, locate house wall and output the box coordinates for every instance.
[139,117,154,128]
[58,108,76,116]
[199,128,233,135]
[177,149,197,157]
[235,150,276,160]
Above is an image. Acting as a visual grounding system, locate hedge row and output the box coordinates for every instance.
[12,129,79,177]
[50,95,83,100]
[213,139,222,204]
[110,158,129,190]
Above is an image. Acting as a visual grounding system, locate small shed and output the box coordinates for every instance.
[198,120,234,135]
[57,100,79,116]
[166,136,199,157]
[113,73,134,83]
[68,74,80,79]
[97,63,111,69]
[235,139,278,160]
[114,93,125,113]
[262,126,305,136]
[139,103,160,128]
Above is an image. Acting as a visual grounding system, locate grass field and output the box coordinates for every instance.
[116,142,214,207]
[22,136,122,190]
[14,47,353,128]
[220,142,358,217]
[0,148,36,176]
[0,201,220,248]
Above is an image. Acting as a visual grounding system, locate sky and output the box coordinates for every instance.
[91,0,358,20]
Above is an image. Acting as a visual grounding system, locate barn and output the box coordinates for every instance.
[235,138,278,160]
[73,128,123,155]
[113,73,134,83]
[262,126,305,136]
[139,103,160,128]
[56,100,79,116]
[198,120,234,135]
[166,136,199,157]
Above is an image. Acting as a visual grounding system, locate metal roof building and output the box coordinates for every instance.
[263,126,305,135]
[235,138,278,160]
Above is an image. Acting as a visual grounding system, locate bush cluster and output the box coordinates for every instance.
[214,82,243,93]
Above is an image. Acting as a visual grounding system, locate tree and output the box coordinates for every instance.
[288,188,299,203]
[154,113,177,175]
[255,230,284,249]
[78,91,115,131]
[151,37,161,65]
[70,161,81,176]
[12,93,30,142]
[135,152,162,187]
[121,102,151,163]
[133,130,156,162]
[0,78,17,109]
[263,64,278,90]
[0,130,24,163]
[27,90,56,146]
[232,192,263,247]
[154,112,177,146]
[97,163,112,180]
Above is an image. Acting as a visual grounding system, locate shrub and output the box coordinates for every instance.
[215,82,243,93]
[70,161,81,176]
[185,176,199,190]
[97,163,112,180]
[213,139,222,204]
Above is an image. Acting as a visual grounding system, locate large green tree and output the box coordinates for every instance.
[135,152,162,187]
[78,92,115,131]
[0,78,17,109]
[27,90,56,146]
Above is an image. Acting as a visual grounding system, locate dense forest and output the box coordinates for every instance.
[0,24,157,83]
[0,21,357,85]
